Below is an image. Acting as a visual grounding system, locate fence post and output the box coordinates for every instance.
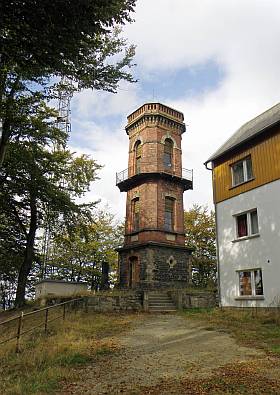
[44,308,49,334]
[63,304,66,321]
[16,312,24,353]
[84,297,88,313]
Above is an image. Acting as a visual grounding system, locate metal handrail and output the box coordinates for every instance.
[116,166,193,185]
[0,297,85,352]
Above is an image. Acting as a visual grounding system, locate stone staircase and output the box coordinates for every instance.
[148,291,177,312]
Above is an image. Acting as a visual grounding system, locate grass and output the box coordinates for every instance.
[182,307,280,354]
[0,310,137,395]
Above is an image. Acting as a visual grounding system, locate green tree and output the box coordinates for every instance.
[0,97,101,307]
[48,209,123,290]
[0,0,136,165]
[184,205,217,288]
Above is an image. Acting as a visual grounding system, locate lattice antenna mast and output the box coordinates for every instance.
[41,76,73,278]
[56,76,73,137]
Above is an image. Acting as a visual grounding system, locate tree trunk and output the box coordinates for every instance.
[15,192,37,307]
[0,282,6,310]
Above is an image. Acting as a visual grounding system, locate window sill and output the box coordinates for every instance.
[229,177,255,190]
[232,233,260,243]
[235,296,264,301]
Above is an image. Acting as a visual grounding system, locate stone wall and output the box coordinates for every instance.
[85,292,143,312]
[168,289,217,309]
[118,243,191,289]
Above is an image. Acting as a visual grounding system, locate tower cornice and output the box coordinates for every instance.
[125,103,186,135]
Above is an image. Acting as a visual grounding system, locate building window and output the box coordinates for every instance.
[164,197,174,231]
[132,198,140,231]
[163,139,173,168]
[235,209,259,239]
[134,141,142,174]
[238,269,263,296]
[231,156,253,186]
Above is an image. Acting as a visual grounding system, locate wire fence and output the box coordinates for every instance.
[0,297,86,353]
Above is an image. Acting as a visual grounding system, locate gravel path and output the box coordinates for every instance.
[60,313,264,394]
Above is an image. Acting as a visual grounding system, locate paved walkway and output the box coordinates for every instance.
[60,313,264,394]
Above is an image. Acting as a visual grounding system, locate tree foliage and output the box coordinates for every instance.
[184,205,217,288]
[47,210,124,291]
[0,0,136,166]
[0,97,101,307]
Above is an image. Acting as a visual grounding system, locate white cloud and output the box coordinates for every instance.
[71,0,280,217]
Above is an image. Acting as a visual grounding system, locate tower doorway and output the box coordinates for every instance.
[128,256,139,288]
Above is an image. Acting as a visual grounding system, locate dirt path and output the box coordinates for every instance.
[60,313,267,394]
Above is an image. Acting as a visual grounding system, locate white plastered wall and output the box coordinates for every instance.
[35,282,88,299]
[216,179,280,307]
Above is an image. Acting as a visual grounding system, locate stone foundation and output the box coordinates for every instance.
[118,242,192,289]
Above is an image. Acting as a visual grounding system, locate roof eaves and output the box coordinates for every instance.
[204,116,280,166]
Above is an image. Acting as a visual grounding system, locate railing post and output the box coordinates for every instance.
[44,308,49,334]
[84,297,88,313]
[63,304,66,321]
[16,312,23,353]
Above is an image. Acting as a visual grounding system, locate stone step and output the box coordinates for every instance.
[148,298,172,303]
[148,292,176,312]
[149,308,177,312]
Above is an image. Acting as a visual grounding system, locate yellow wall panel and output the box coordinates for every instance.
[213,130,280,203]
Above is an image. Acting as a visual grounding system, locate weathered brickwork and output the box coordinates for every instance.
[125,179,185,245]
[117,103,192,290]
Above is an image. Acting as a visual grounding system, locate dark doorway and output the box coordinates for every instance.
[128,256,139,288]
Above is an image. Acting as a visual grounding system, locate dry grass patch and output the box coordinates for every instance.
[181,307,280,354]
[0,311,138,394]
[141,358,280,394]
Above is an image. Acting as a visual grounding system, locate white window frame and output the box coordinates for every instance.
[237,269,264,297]
[234,209,259,240]
[231,156,253,187]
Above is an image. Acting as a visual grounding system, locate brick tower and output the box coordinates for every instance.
[116,103,193,289]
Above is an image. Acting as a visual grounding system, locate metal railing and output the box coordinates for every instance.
[0,297,85,353]
[116,166,193,185]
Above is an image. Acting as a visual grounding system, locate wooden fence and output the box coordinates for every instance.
[0,297,85,353]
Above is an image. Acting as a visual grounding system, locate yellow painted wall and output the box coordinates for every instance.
[213,130,280,203]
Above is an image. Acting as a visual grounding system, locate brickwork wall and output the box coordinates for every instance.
[125,179,185,245]
[128,124,182,177]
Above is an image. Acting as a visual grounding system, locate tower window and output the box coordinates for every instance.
[164,197,174,231]
[132,198,140,231]
[134,141,142,174]
[164,139,173,168]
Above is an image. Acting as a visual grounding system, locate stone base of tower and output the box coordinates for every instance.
[117,242,192,289]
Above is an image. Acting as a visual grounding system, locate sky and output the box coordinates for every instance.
[70,0,280,221]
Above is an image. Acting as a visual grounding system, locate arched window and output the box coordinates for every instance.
[164,138,173,168]
[164,197,175,231]
[134,141,142,174]
[131,197,140,231]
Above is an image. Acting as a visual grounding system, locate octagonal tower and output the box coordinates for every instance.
[116,103,193,289]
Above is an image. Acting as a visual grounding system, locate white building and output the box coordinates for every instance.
[205,103,280,307]
[35,279,88,299]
